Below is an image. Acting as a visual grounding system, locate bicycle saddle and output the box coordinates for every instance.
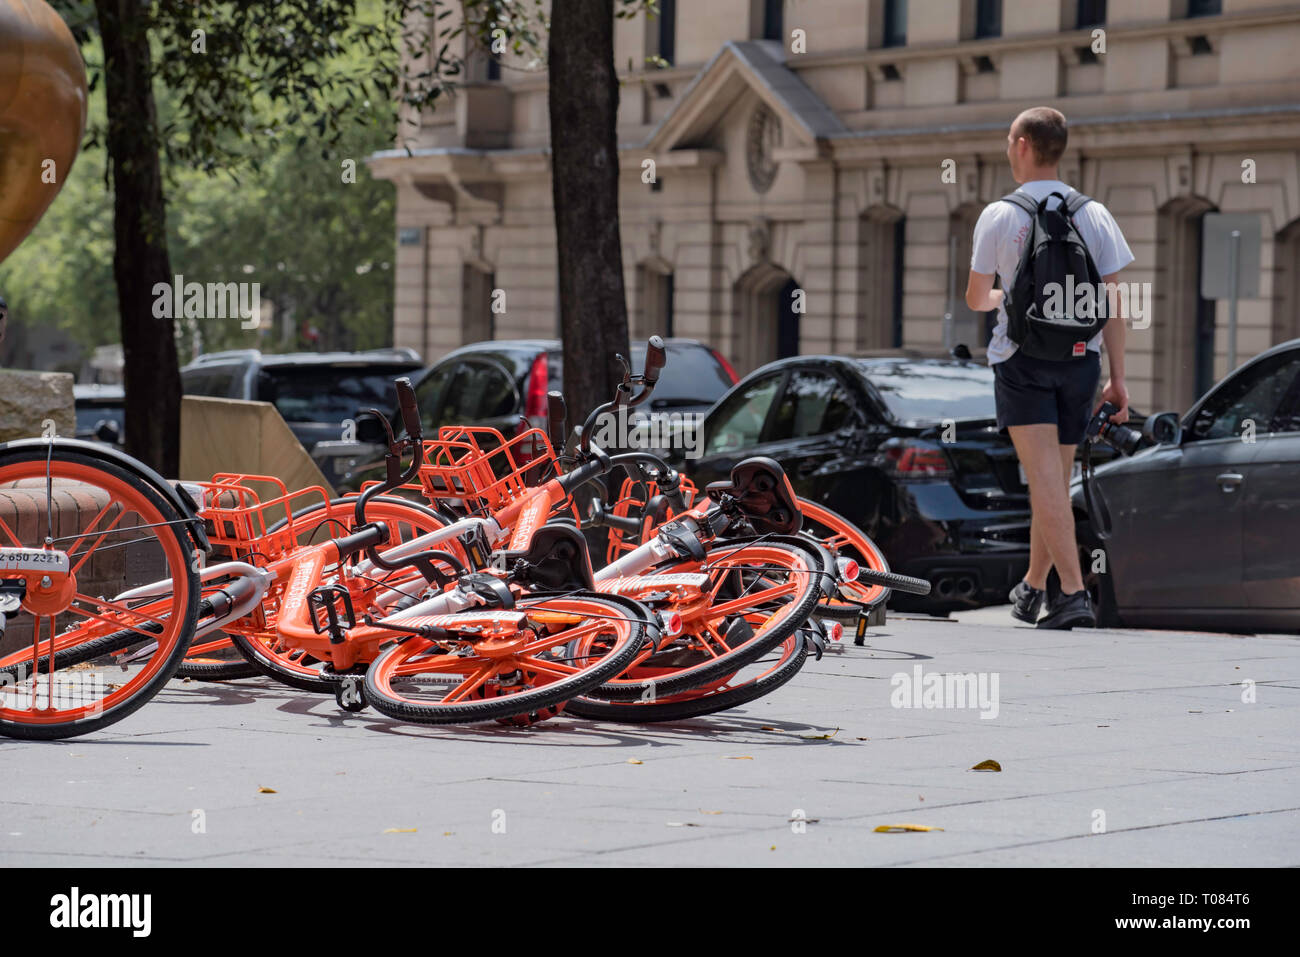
[704,456,802,535]
[509,522,596,592]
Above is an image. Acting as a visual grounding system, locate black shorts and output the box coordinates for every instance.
[993,349,1101,445]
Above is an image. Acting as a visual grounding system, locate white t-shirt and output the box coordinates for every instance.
[970,179,1134,364]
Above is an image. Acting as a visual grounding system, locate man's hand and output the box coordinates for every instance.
[1097,378,1129,423]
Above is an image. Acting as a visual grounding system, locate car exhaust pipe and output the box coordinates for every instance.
[955,576,977,599]
[934,577,955,599]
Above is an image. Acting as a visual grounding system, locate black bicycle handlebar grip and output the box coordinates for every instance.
[644,335,666,383]
[395,377,421,440]
[546,390,567,451]
[854,569,932,596]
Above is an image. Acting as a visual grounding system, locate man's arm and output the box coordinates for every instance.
[965,271,1002,313]
[1098,271,1129,422]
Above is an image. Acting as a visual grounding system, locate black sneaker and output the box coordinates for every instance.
[1035,589,1096,630]
[1009,581,1044,624]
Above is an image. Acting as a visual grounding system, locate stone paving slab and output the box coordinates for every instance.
[1,614,1297,867]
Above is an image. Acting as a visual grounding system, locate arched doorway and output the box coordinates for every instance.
[1154,196,1217,409]
[733,263,800,374]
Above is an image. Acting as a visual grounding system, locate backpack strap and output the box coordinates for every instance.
[1002,189,1092,218]
[1001,191,1037,216]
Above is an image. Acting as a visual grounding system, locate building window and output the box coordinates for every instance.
[657,0,675,65]
[1076,0,1107,28]
[486,56,500,81]
[858,209,906,350]
[975,0,1001,40]
[636,264,674,339]
[762,0,783,42]
[884,0,907,48]
[462,265,495,342]
[1186,0,1221,17]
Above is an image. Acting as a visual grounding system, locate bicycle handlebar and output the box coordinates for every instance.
[546,390,567,456]
[578,337,668,456]
[396,376,422,441]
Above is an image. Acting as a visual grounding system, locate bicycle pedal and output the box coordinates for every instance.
[308,585,356,643]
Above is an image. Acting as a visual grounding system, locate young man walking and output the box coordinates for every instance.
[965,107,1133,629]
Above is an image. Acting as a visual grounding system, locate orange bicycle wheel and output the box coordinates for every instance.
[566,630,811,723]
[797,499,890,613]
[363,592,650,725]
[0,447,199,739]
[582,537,827,701]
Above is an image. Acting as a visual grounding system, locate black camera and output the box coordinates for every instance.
[1085,401,1142,456]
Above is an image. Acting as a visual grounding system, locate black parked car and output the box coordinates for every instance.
[1073,338,1300,633]
[686,354,1129,614]
[334,338,737,491]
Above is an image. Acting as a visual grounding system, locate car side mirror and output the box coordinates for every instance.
[355,415,387,445]
[1144,410,1182,446]
[95,420,121,444]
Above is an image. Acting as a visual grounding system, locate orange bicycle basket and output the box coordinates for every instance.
[194,474,334,564]
[415,426,561,514]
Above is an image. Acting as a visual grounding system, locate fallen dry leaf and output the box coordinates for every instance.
[724,755,754,760]
[666,822,700,828]
[874,824,944,833]
[970,759,1002,772]
[760,725,779,731]
[699,809,723,815]
[626,758,643,765]
[799,727,840,740]
[383,828,417,834]
[257,786,277,794]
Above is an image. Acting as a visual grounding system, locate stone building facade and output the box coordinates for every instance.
[368,0,1300,412]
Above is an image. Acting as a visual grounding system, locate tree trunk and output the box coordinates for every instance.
[548,0,630,440]
[95,0,180,475]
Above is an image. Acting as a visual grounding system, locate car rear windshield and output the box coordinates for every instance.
[259,365,418,423]
[549,343,734,408]
[856,360,997,427]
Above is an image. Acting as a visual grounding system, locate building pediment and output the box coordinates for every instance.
[643,40,846,155]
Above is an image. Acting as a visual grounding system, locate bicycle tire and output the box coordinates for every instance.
[587,536,827,701]
[363,591,652,725]
[565,631,810,723]
[0,446,199,739]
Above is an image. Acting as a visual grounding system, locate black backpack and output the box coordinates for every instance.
[1001,189,1109,361]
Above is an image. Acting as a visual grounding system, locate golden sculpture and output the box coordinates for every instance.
[0,0,88,267]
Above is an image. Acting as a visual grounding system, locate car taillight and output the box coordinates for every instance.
[883,441,951,478]
[709,347,739,384]
[524,353,548,422]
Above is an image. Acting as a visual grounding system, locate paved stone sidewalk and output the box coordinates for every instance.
[2,615,1296,867]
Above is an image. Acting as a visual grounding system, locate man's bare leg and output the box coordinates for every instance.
[1009,424,1085,595]
[1023,443,1077,590]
